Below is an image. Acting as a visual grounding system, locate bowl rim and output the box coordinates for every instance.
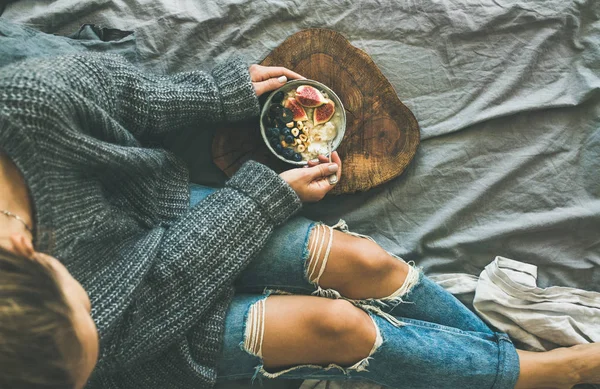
[260,79,346,166]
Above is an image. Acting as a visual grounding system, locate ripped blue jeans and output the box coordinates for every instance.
[190,184,520,389]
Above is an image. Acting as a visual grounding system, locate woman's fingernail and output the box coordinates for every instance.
[328,164,338,173]
[278,75,287,83]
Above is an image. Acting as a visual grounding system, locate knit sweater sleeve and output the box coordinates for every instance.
[40,53,260,143]
[97,160,301,372]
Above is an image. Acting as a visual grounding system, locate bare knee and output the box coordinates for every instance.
[307,299,378,367]
[306,225,412,300]
[307,226,404,282]
[347,239,401,279]
[311,300,375,350]
[252,296,378,369]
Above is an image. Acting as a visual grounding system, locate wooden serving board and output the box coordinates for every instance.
[212,28,420,194]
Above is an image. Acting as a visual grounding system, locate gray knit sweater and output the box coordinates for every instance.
[0,54,302,388]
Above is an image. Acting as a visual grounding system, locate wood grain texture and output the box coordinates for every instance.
[212,28,420,194]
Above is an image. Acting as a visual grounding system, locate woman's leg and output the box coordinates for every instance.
[235,216,491,333]
[218,294,600,389]
[304,224,493,333]
[191,184,490,333]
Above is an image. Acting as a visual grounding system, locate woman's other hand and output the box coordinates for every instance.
[249,65,305,97]
[280,151,342,202]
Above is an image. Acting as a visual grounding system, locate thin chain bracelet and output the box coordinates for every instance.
[0,209,33,232]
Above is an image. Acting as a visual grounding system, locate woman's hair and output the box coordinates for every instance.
[0,247,81,389]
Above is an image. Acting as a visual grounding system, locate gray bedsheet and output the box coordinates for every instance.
[4,0,599,388]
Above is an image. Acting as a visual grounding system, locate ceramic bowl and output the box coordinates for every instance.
[259,79,346,165]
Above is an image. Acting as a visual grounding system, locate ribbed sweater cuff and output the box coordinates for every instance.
[226,161,302,226]
[212,57,260,122]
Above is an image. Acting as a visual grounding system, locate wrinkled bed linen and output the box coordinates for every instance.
[0,19,137,66]
[3,1,599,389]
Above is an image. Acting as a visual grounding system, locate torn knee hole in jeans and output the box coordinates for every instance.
[242,298,384,379]
[304,219,421,326]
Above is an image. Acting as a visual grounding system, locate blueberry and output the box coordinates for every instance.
[281,128,291,137]
[293,152,302,162]
[266,127,279,138]
[268,104,283,119]
[269,103,283,113]
[269,137,279,147]
[274,144,283,154]
[272,90,285,103]
[279,107,294,123]
[282,148,294,159]
[284,135,294,144]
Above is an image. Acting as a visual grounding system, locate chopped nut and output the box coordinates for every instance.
[281,140,287,147]
[286,122,294,128]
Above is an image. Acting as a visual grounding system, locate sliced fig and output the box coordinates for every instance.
[283,98,308,121]
[313,100,336,125]
[295,85,327,107]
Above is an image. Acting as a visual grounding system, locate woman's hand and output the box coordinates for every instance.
[280,151,342,202]
[249,64,305,97]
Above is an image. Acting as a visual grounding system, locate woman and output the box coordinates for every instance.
[1,53,599,389]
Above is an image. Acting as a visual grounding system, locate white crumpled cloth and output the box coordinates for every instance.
[437,256,600,351]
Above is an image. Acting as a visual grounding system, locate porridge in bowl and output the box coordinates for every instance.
[262,81,345,164]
